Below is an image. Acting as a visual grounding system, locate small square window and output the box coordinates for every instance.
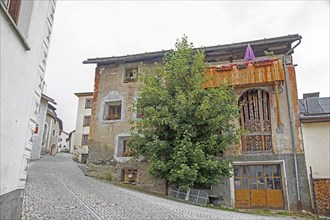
[82,134,89,145]
[122,169,137,184]
[104,101,122,120]
[83,115,91,126]
[85,98,92,109]
[117,137,131,157]
[124,67,138,82]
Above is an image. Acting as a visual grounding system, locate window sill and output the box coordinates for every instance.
[0,2,31,50]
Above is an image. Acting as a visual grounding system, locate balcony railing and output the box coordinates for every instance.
[204,59,285,88]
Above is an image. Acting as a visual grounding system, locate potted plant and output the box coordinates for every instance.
[253,59,274,67]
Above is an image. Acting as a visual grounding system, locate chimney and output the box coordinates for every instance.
[303,92,319,99]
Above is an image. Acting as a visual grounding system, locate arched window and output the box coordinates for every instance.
[239,89,272,153]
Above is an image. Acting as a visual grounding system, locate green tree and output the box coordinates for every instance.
[130,36,239,190]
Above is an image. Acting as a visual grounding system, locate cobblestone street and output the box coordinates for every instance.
[22,154,298,220]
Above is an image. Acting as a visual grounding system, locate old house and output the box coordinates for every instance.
[0,0,57,218]
[31,94,57,160]
[58,131,69,152]
[41,104,63,156]
[73,92,93,163]
[299,93,330,217]
[83,34,311,211]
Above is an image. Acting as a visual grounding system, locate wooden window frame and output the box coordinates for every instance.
[81,134,89,146]
[83,115,91,126]
[105,101,122,120]
[124,67,138,83]
[85,98,92,109]
[8,0,22,24]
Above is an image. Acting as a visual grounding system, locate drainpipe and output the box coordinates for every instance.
[282,39,302,210]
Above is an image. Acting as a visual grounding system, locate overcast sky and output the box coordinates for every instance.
[44,1,330,132]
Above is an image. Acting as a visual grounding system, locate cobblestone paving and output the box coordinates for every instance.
[22,154,299,220]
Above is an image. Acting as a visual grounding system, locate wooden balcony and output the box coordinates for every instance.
[204,59,285,88]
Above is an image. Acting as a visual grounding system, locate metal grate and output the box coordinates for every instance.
[168,187,209,206]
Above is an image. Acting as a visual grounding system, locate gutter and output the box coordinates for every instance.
[282,39,302,210]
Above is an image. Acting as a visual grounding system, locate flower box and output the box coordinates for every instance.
[237,64,248,69]
[254,62,273,67]
[106,114,121,120]
[217,65,233,71]
[123,77,136,83]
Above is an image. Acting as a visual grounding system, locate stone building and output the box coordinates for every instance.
[83,34,311,211]
[0,0,57,218]
[30,94,57,160]
[73,92,93,163]
[299,93,330,217]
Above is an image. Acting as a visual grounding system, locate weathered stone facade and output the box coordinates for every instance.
[84,34,311,211]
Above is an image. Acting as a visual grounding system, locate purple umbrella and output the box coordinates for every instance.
[244,44,255,61]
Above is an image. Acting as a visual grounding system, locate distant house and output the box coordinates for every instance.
[83,34,311,211]
[0,0,57,218]
[66,130,76,153]
[299,92,330,217]
[41,104,63,156]
[73,92,93,163]
[58,131,69,152]
[31,94,57,160]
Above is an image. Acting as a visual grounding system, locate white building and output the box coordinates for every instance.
[73,92,93,163]
[299,93,330,217]
[30,94,57,160]
[58,131,69,152]
[0,0,57,218]
[66,130,76,153]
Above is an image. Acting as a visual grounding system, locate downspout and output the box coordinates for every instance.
[282,39,302,210]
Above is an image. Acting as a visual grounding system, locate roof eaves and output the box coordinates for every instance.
[83,34,302,65]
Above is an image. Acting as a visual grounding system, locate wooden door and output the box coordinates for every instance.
[234,164,284,209]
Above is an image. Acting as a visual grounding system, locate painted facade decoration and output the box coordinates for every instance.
[0,0,57,219]
[83,34,311,211]
[73,92,93,163]
[299,93,330,217]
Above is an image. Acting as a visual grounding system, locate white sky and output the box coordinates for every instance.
[44,1,330,132]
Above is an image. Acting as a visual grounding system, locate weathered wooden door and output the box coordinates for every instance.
[234,164,284,209]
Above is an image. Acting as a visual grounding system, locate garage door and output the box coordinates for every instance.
[234,164,284,209]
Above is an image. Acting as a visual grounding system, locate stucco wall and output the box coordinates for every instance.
[302,122,330,179]
[73,95,92,153]
[30,99,49,160]
[87,53,307,209]
[0,1,57,218]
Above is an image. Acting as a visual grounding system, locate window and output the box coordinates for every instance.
[104,101,122,120]
[124,67,138,82]
[117,137,132,157]
[121,169,137,184]
[52,129,55,136]
[34,124,39,134]
[7,0,22,24]
[85,98,92,109]
[83,116,91,126]
[239,89,272,153]
[82,134,89,145]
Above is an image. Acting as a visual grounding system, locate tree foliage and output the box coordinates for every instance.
[130,36,239,189]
